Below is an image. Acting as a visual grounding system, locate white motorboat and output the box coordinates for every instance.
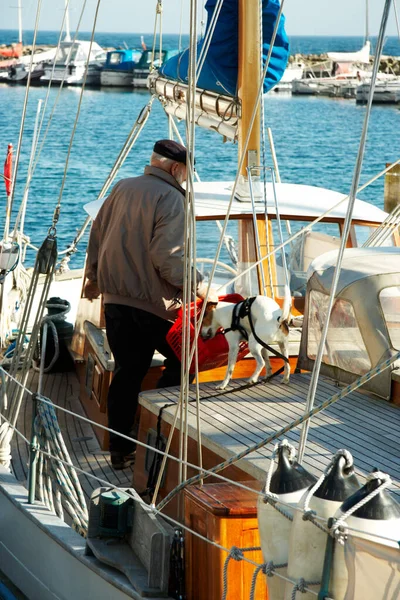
[356,77,400,104]
[41,40,106,86]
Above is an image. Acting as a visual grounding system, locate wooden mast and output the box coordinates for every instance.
[237,0,274,296]
[238,0,261,176]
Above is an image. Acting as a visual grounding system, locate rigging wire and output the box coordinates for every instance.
[156,351,400,512]
[184,0,287,378]
[49,0,102,235]
[3,365,400,545]
[9,421,320,594]
[259,0,275,297]
[28,0,89,181]
[196,0,225,83]
[214,158,400,296]
[150,0,163,71]
[5,0,43,235]
[297,0,394,465]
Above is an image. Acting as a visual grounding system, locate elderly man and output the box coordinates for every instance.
[84,139,216,469]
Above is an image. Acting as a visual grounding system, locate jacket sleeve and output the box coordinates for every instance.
[84,205,103,283]
[149,191,204,290]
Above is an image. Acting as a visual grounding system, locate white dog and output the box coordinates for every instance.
[201,287,292,390]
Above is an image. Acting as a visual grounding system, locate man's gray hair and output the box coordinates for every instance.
[150,152,176,169]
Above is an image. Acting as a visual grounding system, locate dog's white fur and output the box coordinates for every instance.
[201,287,292,390]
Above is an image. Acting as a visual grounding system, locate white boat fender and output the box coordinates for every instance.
[284,449,360,600]
[257,440,316,600]
[330,470,400,600]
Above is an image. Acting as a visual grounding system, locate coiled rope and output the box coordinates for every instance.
[33,298,71,374]
[33,397,88,535]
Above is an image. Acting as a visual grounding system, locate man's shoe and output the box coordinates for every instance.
[110,451,136,470]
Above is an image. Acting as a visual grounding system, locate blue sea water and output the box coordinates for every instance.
[0,31,400,268]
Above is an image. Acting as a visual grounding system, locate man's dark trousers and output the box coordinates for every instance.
[104,303,183,455]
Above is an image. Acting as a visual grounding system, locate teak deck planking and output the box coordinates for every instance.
[138,372,400,497]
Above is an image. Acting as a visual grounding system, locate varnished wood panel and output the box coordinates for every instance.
[184,481,267,600]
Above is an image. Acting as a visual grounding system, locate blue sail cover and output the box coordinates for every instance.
[159,0,289,96]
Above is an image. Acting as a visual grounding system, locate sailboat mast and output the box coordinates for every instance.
[17,0,22,44]
[237,0,261,175]
[365,0,369,42]
[64,0,71,42]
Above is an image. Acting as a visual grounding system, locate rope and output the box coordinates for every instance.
[6,0,43,227]
[28,0,89,182]
[297,0,394,465]
[156,350,400,511]
[300,449,354,534]
[48,0,102,237]
[215,157,400,295]
[1,365,398,539]
[33,299,71,374]
[249,564,267,600]
[33,398,88,535]
[4,235,57,445]
[264,440,296,495]
[331,471,392,545]
[58,97,154,263]
[291,577,320,600]
[222,546,261,600]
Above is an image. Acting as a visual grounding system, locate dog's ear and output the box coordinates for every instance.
[205,301,218,312]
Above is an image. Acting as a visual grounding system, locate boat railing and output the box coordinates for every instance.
[1,357,398,550]
[1,342,400,598]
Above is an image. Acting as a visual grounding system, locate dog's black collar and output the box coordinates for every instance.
[224,297,256,340]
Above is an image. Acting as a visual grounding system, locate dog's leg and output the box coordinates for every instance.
[216,333,241,390]
[247,338,265,384]
[278,341,290,384]
[261,347,272,379]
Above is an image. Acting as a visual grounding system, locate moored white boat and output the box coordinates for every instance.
[41,40,106,86]
[356,77,400,104]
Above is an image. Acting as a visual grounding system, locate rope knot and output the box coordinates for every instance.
[230,546,244,561]
[263,492,278,505]
[292,577,307,598]
[265,561,275,577]
[302,509,316,522]
[331,521,348,546]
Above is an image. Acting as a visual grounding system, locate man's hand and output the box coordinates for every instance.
[84,280,100,302]
[196,282,219,305]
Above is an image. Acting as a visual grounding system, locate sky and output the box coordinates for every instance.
[0,0,398,37]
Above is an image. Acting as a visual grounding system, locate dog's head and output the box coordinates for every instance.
[201,301,219,339]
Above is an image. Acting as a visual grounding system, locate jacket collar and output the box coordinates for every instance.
[144,165,185,196]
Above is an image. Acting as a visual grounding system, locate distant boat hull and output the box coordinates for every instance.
[41,64,102,86]
[100,69,133,87]
[356,81,400,104]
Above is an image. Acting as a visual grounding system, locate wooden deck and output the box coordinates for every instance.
[10,370,133,501]
[139,373,400,498]
[10,369,400,506]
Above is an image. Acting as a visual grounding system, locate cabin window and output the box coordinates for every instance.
[109,52,122,65]
[307,290,371,374]
[353,224,395,247]
[55,45,79,64]
[271,221,341,298]
[195,221,239,295]
[379,287,400,350]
